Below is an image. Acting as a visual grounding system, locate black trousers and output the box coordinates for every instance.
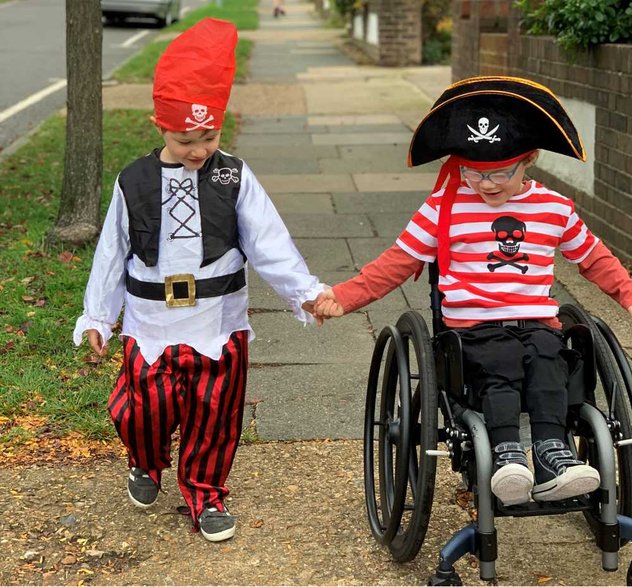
[456,322,569,446]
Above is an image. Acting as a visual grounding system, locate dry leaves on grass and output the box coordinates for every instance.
[0,415,124,467]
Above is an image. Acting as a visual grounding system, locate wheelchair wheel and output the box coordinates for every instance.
[558,304,632,537]
[364,325,412,545]
[387,311,439,562]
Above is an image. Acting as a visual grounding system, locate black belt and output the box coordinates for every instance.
[487,319,543,328]
[126,268,246,308]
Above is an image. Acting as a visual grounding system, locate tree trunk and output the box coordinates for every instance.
[50,0,103,246]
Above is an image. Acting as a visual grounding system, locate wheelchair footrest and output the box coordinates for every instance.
[495,495,593,518]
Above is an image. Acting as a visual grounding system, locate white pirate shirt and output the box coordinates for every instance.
[74,152,324,364]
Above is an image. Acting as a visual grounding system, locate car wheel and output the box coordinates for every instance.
[157,6,174,28]
[103,12,123,26]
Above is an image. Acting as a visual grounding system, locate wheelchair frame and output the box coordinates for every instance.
[363,262,632,585]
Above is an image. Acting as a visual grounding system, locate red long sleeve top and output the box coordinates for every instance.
[332,241,632,329]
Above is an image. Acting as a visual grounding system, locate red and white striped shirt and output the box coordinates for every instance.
[396,179,599,321]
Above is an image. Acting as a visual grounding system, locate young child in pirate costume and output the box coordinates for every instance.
[73,18,325,541]
[314,76,632,506]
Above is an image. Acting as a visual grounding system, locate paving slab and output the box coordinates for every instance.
[347,237,398,266]
[333,191,424,214]
[248,312,374,364]
[303,79,432,115]
[319,155,411,174]
[352,172,437,192]
[249,363,367,440]
[369,211,422,238]
[308,114,402,126]
[229,84,307,116]
[274,212,373,238]
[267,192,334,213]
[257,173,356,194]
[234,132,313,146]
[292,237,356,272]
[238,115,317,134]
[246,157,321,175]
[234,144,334,160]
[311,131,412,146]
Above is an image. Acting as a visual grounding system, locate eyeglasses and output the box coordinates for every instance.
[460,161,523,185]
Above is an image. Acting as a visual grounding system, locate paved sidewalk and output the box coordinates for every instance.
[233,1,632,585]
[4,1,631,585]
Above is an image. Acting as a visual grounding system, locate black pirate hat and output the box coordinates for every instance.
[409,76,585,166]
[410,76,586,275]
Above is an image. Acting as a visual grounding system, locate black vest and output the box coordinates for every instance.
[118,148,243,268]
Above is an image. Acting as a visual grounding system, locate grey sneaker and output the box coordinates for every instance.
[490,441,534,506]
[127,467,159,509]
[532,439,600,501]
[199,505,236,542]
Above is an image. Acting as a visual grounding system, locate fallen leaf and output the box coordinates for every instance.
[61,554,77,565]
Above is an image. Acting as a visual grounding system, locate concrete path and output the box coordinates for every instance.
[232,0,632,584]
[90,1,632,584]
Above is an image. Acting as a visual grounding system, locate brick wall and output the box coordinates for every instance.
[452,0,632,266]
[349,0,422,66]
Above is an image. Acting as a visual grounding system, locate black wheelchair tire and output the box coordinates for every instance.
[386,311,439,562]
[558,304,632,541]
[364,325,412,545]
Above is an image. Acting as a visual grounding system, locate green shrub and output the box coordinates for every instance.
[333,0,356,17]
[516,0,632,52]
[422,0,452,64]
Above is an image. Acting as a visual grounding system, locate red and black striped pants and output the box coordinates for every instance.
[107,330,248,523]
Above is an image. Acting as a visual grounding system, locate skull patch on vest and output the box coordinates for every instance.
[211,167,239,185]
[487,216,529,274]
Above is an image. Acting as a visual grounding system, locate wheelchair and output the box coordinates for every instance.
[364,262,632,585]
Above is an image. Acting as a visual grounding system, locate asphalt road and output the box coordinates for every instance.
[0,0,209,155]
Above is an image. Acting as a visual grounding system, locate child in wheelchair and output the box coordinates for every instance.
[313,76,632,507]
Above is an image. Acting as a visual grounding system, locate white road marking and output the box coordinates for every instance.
[0,79,67,124]
[120,29,150,48]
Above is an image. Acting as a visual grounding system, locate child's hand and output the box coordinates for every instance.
[314,289,344,320]
[628,305,632,318]
[87,328,109,356]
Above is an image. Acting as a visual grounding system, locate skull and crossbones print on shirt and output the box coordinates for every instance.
[487,216,530,274]
[162,177,200,240]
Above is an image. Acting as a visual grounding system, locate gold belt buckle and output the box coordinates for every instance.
[165,274,196,308]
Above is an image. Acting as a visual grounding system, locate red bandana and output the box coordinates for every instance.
[153,18,237,132]
[435,152,532,276]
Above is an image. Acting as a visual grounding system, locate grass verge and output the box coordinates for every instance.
[0,99,239,446]
[114,0,256,83]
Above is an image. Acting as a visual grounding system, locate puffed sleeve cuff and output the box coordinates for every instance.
[73,315,114,347]
[290,282,328,325]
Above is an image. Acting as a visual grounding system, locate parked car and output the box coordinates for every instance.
[101,0,181,28]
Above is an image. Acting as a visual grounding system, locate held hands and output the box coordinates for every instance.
[314,289,344,319]
[302,289,344,326]
[86,328,109,356]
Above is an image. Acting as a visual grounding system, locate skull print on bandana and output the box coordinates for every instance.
[487,216,530,274]
[162,177,200,240]
[185,104,215,132]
